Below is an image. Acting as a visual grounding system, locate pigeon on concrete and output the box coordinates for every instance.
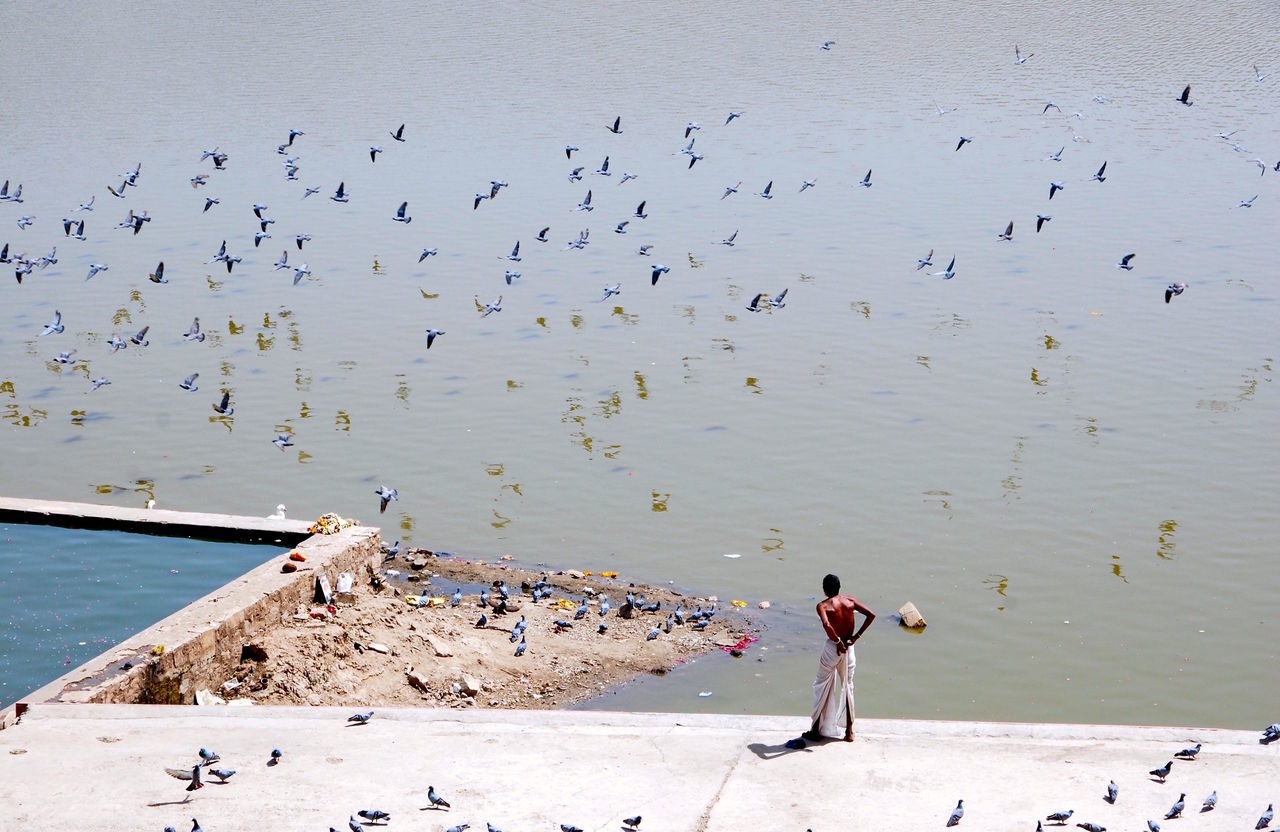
[1201,791,1216,812]
[1259,804,1274,829]
[1149,760,1172,782]
[358,810,390,823]
[1105,781,1118,804]
[623,817,642,829]
[1047,810,1074,823]
[348,711,374,725]
[1175,743,1201,759]
[207,769,235,783]
[428,785,451,809]
[1076,824,1104,832]
[947,800,964,826]
[1165,794,1185,819]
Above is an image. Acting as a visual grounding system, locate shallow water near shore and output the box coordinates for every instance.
[0,523,281,704]
[1,1,1278,727]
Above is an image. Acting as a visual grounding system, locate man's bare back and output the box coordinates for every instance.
[817,594,873,655]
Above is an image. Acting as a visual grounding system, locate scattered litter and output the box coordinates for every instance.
[757,601,771,609]
[698,691,713,697]
[309,513,356,535]
[722,553,741,559]
[221,679,242,692]
[149,644,165,656]
[289,551,306,562]
[194,688,225,706]
[730,600,748,608]
[335,572,354,594]
[599,571,619,578]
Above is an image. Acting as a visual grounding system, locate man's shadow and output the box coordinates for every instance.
[747,738,815,760]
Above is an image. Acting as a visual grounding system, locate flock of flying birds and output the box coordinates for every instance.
[938,726,1280,831]
[0,43,1274,517]
[161,736,648,832]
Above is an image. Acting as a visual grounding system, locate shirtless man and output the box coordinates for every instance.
[804,573,875,742]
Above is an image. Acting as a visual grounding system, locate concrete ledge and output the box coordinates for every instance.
[4,522,380,723]
[0,705,1275,832]
[0,496,313,544]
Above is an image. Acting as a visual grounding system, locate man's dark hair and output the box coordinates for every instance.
[822,573,840,598]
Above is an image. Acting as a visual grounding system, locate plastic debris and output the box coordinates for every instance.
[698,691,713,697]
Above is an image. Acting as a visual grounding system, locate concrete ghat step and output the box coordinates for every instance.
[0,705,1274,832]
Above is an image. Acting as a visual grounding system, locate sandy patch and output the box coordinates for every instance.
[224,549,754,709]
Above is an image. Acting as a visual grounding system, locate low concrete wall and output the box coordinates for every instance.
[1,500,382,728]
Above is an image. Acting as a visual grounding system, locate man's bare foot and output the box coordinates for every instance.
[802,729,823,742]
[843,732,855,742]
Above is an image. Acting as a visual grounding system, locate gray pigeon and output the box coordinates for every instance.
[1047,810,1074,823]
[1175,743,1201,759]
[1201,791,1216,812]
[427,785,451,809]
[164,764,204,791]
[350,816,366,832]
[1076,824,1104,832]
[347,710,373,725]
[1149,760,1172,782]
[1105,781,1118,804]
[1165,794,1185,819]
[947,799,964,826]
[208,768,235,783]
[646,625,659,641]
[1259,804,1274,829]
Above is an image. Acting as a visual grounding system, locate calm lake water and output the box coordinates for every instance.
[0,523,281,704]
[1,2,1277,728]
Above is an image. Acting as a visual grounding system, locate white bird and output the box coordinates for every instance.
[720,230,738,246]
[425,328,445,349]
[16,215,34,230]
[507,241,521,261]
[293,264,311,285]
[685,122,700,137]
[179,372,199,391]
[53,350,77,364]
[599,284,621,301]
[85,263,109,281]
[859,170,872,187]
[721,182,741,200]
[577,190,593,211]
[1046,146,1064,161]
[419,248,438,261]
[916,249,933,270]
[504,270,522,285]
[932,255,957,279]
[481,295,503,317]
[756,180,773,199]
[1252,158,1267,176]
[1014,45,1033,64]
[393,201,412,223]
[40,310,65,336]
[273,250,289,270]
[998,221,1013,241]
[651,264,670,285]
[1238,194,1259,208]
[619,172,638,184]
[268,504,287,519]
[303,186,321,198]
[78,195,94,211]
[725,111,743,124]
[331,181,350,202]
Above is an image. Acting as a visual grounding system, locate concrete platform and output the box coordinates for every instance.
[0,496,313,544]
[0,705,1275,832]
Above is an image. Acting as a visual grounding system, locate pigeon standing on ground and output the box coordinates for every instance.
[207,769,235,783]
[1165,794,1185,819]
[1047,809,1074,823]
[623,817,641,829]
[1259,804,1274,829]
[348,710,374,725]
[1201,791,1216,812]
[1175,743,1201,759]
[1104,781,1118,804]
[1150,760,1173,782]
[358,809,391,823]
[428,785,451,809]
[947,800,964,826]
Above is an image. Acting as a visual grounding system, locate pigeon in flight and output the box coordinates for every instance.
[1177,84,1192,106]
[650,264,669,285]
[1049,181,1065,199]
[425,328,445,349]
[565,145,579,159]
[596,155,611,176]
[956,136,972,151]
[212,391,233,416]
[720,230,738,246]
[390,123,406,142]
[292,264,311,286]
[725,111,743,124]
[756,180,773,199]
[376,486,398,513]
[85,263,109,281]
[504,270,522,285]
[614,221,629,235]
[164,764,204,791]
[947,799,964,826]
[916,249,933,270]
[481,295,502,316]
[1036,214,1051,232]
[131,326,150,346]
[1092,162,1107,182]
[184,317,205,342]
[859,170,872,187]
[53,350,77,365]
[1047,146,1064,161]
[722,181,741,199]
[107,333,128,354]
[1164,283,1187,303]
[180,373,199,392]
[90,377,111,391]
[1238,194,1258,208]
[821,40,835,50]
[331,181,350,202]
[634,200,648,218]
[393,202,412,223]
[932,255,957,280]
[1115,253,1136,270]
[40,310,64,336]
[607,116,622,134]
[369,146,383,163]
[1015,45,1033,64]
[998,221,1013,241]
[273,433,294,451]
[1043,101,1061,114]
[577,190,593,211]
[536,227,550,242]
[419,248,437,262]
[507,241,521,261]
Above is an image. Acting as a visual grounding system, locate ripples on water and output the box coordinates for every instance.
[1,2,1278,726]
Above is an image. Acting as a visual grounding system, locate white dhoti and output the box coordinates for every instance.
[811,639,855,739]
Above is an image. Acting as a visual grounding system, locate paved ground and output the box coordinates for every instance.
[0,705,1275,832]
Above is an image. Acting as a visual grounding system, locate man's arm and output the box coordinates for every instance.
[849,598,876,642]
